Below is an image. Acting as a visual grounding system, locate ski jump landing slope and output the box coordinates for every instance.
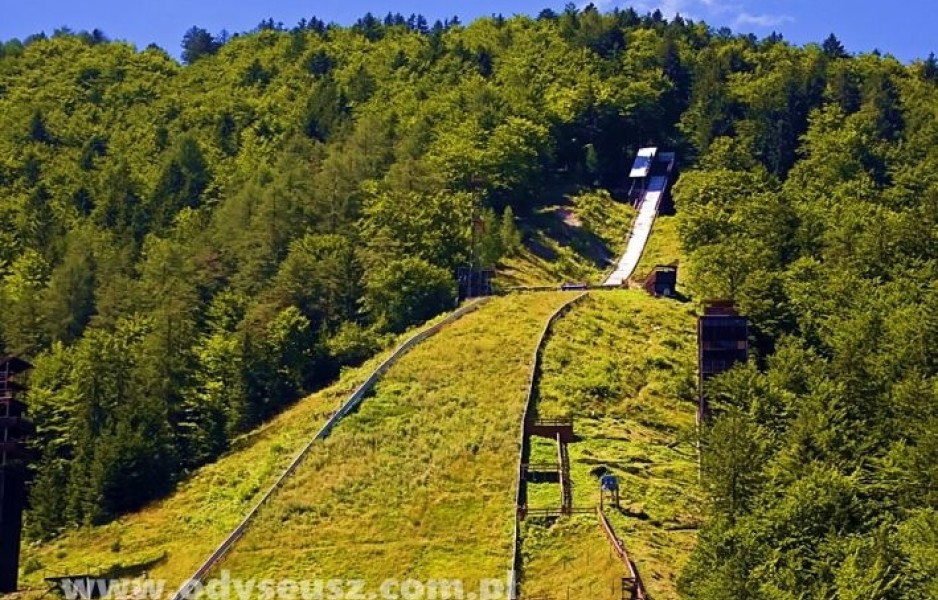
[603,175,667,287]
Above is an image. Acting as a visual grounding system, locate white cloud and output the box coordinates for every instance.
[632,0,702,19]
[734,12,794,28]
[590,1,795,31]
[580,0,613,9]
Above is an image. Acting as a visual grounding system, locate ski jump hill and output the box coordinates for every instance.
[604,147,676,287]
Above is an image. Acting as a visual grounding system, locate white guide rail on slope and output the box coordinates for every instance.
[603,175,667,286]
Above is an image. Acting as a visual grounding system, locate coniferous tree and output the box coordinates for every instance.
[41,231,96,344]
[500,206,522,256]
[28,109,50,143]
[923,52,938,82]
[822,33,848,59]
[181,26,220,64]
[151,136,210,229]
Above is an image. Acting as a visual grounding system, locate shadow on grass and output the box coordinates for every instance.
[100,553,168,579]
[522,207,617,271]
[526,236,559,262]
[526,470,561,484]
[615,505,651,521]
[670,290,692,304]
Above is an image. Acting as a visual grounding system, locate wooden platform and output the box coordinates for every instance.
[525,420,575,443]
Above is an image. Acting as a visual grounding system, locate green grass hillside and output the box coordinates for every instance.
[499,191,635,287]
[499,195,678,290]
[20,366,346,590]
[15,188,635,593]
[15,306,497,591]
[17,229,679,596]
[216,293,575,587]
[520,292,702,600]
[632,215,682,285]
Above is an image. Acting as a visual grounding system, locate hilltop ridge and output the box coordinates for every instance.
[3,7,938,598]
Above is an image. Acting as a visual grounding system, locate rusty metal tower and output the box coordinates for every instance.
[0,356,33,594]
[697,301,749,423]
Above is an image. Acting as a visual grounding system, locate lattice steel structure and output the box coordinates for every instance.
[0,356,33,593]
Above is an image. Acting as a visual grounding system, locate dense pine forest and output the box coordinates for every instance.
[3,4,938,596]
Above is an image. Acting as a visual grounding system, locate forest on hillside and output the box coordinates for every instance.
[675,44,938,600]
[2,5,938,596]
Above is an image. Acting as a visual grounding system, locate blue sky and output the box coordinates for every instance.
[1,0,933,63]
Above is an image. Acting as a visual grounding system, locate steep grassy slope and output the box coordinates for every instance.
[499,192,635,287]
[499,195,677,290]
[520,292,702,600]
[215,293,574,587]
[15,189,627,591]
[632,216,682,284]
[521,517,623,599]
[16,309,488,591]
[17,197,673,593]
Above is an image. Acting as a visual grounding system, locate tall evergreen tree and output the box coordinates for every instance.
[181,26,220,64]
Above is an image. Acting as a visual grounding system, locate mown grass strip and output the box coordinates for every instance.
[510,293,589,599]
[216,293,575,588]
[520,292,701,600]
